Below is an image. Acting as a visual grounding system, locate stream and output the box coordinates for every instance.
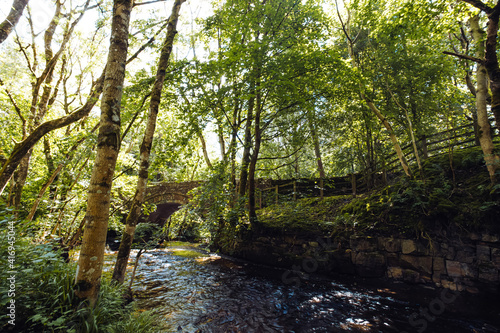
[103,243,500,333]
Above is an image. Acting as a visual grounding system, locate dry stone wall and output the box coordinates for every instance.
[233,231,500,294]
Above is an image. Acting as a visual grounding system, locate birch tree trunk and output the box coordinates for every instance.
[112,0,185,285]
[75,0,134,305]
[470,15,500,183]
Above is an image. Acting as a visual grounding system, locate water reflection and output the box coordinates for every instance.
[103,246,498,333]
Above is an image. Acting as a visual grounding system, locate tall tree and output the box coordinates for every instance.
[469,15,500,183]
[462,0,500,132]
[75,0,134,305]
[112,0,185,285]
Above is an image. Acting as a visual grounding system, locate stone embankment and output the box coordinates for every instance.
[232,231,500,294]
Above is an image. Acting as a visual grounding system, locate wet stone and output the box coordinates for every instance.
[476,245,491,261]
[349,236,378,252]
[446,260,462,278]
[378,237,401,253]
[478,263,499,282]
[387,266,403,279]
[492,248,500,270]
[481,234,499,243]
[354,252,386,277]
[402,240,428,255]
[400,255,433,275]
[402,269,421,283]
[454,246,476,264]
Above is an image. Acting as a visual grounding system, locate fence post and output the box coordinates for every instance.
[351,173,357,197]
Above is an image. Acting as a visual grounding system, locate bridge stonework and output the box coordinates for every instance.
[145,181,201,205]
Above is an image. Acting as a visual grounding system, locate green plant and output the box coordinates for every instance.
[0,205,161,333]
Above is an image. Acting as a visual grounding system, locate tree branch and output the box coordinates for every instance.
[443,51,484,64]
[461,0,494,14]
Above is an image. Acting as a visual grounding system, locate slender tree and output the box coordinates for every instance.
[469,15,500,183]
[112,0,185,285]
[75,0,134,305]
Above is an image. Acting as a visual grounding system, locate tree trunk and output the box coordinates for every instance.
[248,85,262,225]
[43,137,58,199]
[362,94,412,177]
[483,7,500,133]
[9,151,31,211]
[0,0,29,44]
[198,132,213,169]
[112,0,185,285]
[470,15,500,183]
[75,0,134,306]
[238,94,255,198]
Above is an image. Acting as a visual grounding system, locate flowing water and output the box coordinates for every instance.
[103,244,499,333]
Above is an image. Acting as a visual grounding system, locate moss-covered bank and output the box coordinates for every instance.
[256,146,500,238]
[221,146,500,294]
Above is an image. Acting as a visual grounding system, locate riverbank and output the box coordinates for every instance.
[215,147,500,299]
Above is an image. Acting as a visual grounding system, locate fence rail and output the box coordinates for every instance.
[256,120,498,208]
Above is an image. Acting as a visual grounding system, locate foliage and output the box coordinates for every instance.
[0,205,161,333]
[184,162,247,250]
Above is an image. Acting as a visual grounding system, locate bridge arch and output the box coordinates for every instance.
[141,181,201,226]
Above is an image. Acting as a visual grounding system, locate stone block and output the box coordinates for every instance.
[440,243,456,260]
[469,233,481,241]
[441,279,457,291]
[349,236,378,252]
[454,246,476,264]
[432,257,446,283]
[354,252,386,277]
[446,260,462,278]
[402,240,417,254]
[482,234,499,243]
[478,263,499,282]
[378,237,401,253]
[386,253,400,267]
[492,248,500,270]
[402,239,429,255]
[387,266,403,279]
[477,245,491,261]
[400,255,433,275]
[433,257,446,273]
[461,263,476,278]
[402,269,421,283]
[446,260,477,279]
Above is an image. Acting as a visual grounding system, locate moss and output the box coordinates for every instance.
[169,249,207,258]
[257,195,352,234]
[254,146,500,237]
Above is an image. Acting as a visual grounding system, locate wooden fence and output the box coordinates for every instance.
[256,120,498,207]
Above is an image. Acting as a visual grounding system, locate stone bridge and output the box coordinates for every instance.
[141,181,201,226]
[145,180,201,205]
